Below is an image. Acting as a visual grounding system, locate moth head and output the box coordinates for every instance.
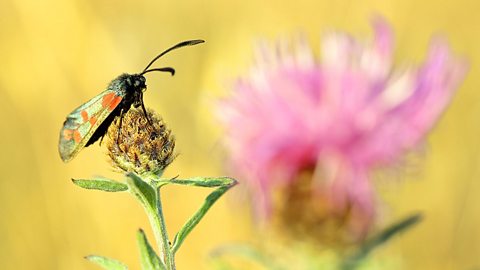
[122,74,145,108]
[126,74,147,91]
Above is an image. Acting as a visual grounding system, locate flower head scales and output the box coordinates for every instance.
[106,108,176,177]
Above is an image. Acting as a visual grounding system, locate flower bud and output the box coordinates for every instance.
[106,108,176,176]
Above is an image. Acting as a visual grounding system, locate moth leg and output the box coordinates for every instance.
[140,92,153,129]
[116,108,125,143]
[99,133,105,146]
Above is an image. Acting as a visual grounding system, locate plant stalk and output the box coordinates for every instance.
[154,186,175,270]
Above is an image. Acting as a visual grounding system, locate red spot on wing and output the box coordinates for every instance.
[101,92,122,111]
[102,92,115,108]
[73,130,82,143]
[109,96,122,110]
[89,116,97,126]
[81,110,88,122]
[63,129,81,143]
[63,129,73,140]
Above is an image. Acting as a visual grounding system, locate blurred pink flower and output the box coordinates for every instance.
[217,18,467,235]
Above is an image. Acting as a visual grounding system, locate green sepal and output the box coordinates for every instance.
[85,255,128,270]
[170,177,237,254]
[341,213,423,270]
[72,178,128,192]
[137,229,166,270]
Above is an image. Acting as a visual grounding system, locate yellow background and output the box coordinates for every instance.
[0,0,478,269]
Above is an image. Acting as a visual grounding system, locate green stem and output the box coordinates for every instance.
[154,186,175,270]
[126,173,175,270]
[146,208,165,260]
[129,174,236,269]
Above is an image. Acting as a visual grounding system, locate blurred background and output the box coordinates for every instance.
[0,0,478,269]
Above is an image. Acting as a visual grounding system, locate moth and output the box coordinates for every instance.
[59,39,204,162]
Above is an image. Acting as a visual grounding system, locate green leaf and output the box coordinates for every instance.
[137,229,166,270]
[85,255,128,270]
[72,178,128,192]
[126,173,156,209]
[341,213,423,270]
[167,177,236,188]
[152,176,236,189]
[171,177,237,254]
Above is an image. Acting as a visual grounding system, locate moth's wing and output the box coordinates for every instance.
[58,90,123,162]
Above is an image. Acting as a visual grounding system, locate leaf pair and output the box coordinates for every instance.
[73,173,237,270]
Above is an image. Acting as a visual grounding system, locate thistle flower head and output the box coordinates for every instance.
[218,17,467,240]
[106,108,176,176]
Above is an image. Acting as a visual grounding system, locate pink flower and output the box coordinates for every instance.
[217,18,467,236]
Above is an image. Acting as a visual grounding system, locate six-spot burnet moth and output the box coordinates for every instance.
[58,39,204,162]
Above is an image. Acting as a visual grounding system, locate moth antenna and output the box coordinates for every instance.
[142,39,205,73]
[141,67,175,76]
